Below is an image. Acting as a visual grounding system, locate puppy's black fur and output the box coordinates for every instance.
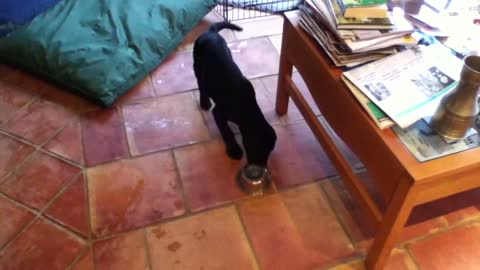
[193,22,276,167]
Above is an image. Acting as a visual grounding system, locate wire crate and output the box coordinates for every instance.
[215,0,304,22]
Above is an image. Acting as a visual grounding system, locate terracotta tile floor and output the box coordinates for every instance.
[1,11,480,270]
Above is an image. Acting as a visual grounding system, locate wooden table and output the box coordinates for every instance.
[276,11,480,270]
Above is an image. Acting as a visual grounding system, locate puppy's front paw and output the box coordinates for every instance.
[226,145,243,160]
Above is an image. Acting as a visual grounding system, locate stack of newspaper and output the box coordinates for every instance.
[299,0,418,67]
[405,0,480,56]
[342,44,464,130]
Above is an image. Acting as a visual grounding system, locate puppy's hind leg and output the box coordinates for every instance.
[212,107,243,160]
[199,88,212,111]
[193,49,211,110]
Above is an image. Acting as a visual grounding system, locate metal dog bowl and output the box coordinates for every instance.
[237,164,271,195]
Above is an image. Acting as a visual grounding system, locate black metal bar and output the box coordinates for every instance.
[215,0,304,22]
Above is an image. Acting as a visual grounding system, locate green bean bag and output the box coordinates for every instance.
[0,0,216,106]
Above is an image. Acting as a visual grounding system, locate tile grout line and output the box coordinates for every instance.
[233,203,264,270]
[221,15,283,44]
[142,229,154,270]
[116,105,133,160]
[36,216,88,246]
[0,163,84,223]
[0,97,79,150]
[274,173,341,194]
[77,133,344,239]
[83,167,94,240]
[179,34,279,53]
[72,106,94,267]
[84,164,98,270]
[187,90,214,143]
[317,255,366,270]
[404,246,423,270]
[0,145,37,186]
[90,242,98,270]
[77,109,94,269]
[0,192,43,218]
[37,147,84,169]
[92,91,217,163]
[80,114,130,167]
[0,173,87,251]
[259,75,302,127]
[0,215,40,253]
[316,246,420,270]
[87,190,280,243]
[87,134,215,169]
[275,174,368,254]
[318,178,359,253]
[38,172,84,214]
[64,246,90,270]
[36,107,78,148]
[400,215,480,247]
[0,95,39,129]
[0,191,39,216]
[0,193,40,252]
[80,112,89,170]
[34,215,87,247]
[319,176,362,251]
[37,172,88,241]
[0,173,88,247]
[265,31,282,59]
[147,74,157,100]
[114,71,285,117]
[80,108,132,168]
[0,127,38,147]
[0,122,83,184]
[171,149,193,214]
[37,114,86,166]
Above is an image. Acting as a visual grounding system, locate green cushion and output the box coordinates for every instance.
[0,0,215,106]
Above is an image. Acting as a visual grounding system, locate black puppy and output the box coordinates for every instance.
[193,22,276,167]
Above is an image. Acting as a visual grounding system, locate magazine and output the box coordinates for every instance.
[344,33,418,53]
[342,0,386,8]
[342,44,463,128]
[326,0,394,29]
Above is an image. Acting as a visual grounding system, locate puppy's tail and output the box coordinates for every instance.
[208,22,243,33]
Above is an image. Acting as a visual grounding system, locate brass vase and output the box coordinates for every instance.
[431,55,480,140]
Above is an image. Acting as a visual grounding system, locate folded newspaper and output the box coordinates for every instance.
[342,44,463,128]
[393,117,480,162]
[341,77,395,129]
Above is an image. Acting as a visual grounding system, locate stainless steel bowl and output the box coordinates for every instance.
[236,165,271,195]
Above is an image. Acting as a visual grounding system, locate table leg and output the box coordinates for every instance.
[366,178,417,270]
[275,23,293,116]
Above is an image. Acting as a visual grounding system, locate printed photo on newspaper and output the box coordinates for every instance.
[342,44,464,128]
